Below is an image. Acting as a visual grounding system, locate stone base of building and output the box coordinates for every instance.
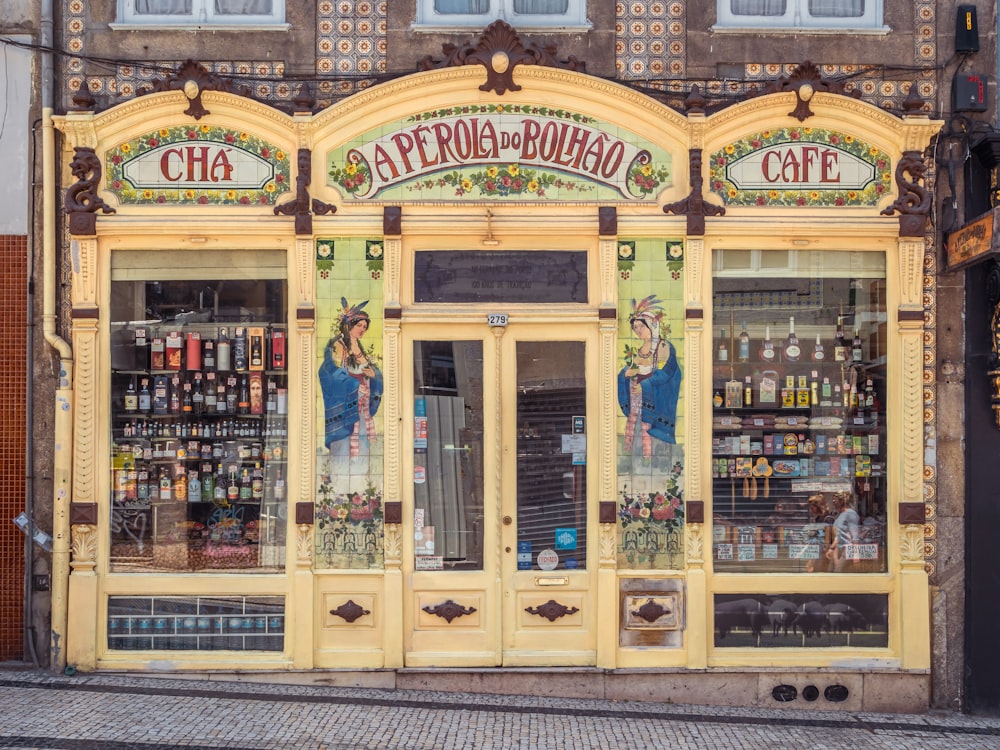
[108,668,930,713]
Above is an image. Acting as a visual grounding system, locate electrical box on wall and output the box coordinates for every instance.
[953,73,988,112]
[955,5,979,53]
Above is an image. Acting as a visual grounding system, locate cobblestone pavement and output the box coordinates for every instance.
[0,670,999,749]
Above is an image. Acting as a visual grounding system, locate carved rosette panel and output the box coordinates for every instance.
[296,524,314,567]
[71,318,98,507]
[599,523,617,566]
[900,329,923,502]
[685,523,704,565]
[900,524,925,564]
[69,524,97,571]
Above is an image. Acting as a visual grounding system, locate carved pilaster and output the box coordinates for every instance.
[71,237,98,307]
[600,315,617,519]
[900,325,923,502]
[898,238,924,309]
[383,314,401,510]
[899,524,925,565]
[295,301,315,513]
[684,237,705,309]
[599,238,617,307]
[385,237,402,307]
[384,524,401,566]
[295,237,314,308]
[685,313,703,505]
[71,317,99,506]
[69,524,97,572]
[296,524,314,567]
[599,523,616,567]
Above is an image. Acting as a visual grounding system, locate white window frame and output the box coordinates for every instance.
[116,0,286,28]
[715,0,885,31]
[414,0,590,32]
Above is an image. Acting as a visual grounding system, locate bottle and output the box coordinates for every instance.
[273,468,285,502]
[834,316,848,362]
[203,336,216,371]
[759,325,776,363]
[237,375,250,415]
[181,381,193,414]
[717,329,728,362]
[743,375,753,407]
[239,468,252,501]
[712,388,723,409]
[173,466,187,502]
[158,467,172,501]
[226,376,238,414]
[204,372,217,412]
[123,380,138,413]
[227,466,240,503]
[852,328,863,363]
[811,334,825,361]
[169,374,182,414]
[187,469,201,502]
[214,463,227,503]
[201,462,214,502]
[217,380,228,413]
[250,333,264,370]
[217,328,231,372]
[251,463,264,501]
[783,316,800,363]
[138,378,152,413]
[192,373,204,415]
[266,378,277,414]
[737,321,751,362]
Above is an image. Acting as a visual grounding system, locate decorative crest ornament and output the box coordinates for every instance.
[631,598,672,624]
[880,150,931,236]
[417,20,585,96]
[422,599,477,623]
[138,59,250,120]
[330,600,372,624]
[524,599,580,622]
[65,147,116,236]
[754,60,861,122]
[274,148,337,234]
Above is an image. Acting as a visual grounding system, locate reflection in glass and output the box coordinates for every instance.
[413,341,485,570]
[516,341,587,571]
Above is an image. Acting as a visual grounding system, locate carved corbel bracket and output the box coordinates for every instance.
[274,148,338,235]
[417,20,585,96]
[65,147,116,236]
[880,150,931,237]
[663,149,725,236]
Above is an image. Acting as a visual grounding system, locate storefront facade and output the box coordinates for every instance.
[49,47,941,710]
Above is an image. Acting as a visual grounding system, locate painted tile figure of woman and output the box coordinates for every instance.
[618,295,681,456]
[319,298,383,480]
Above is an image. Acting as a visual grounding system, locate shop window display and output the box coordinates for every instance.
[109,263,288,573]
[711,250,886,574]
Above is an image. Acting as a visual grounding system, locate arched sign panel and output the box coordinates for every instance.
[326,103,673,202]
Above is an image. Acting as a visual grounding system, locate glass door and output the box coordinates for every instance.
[404,323,596,667]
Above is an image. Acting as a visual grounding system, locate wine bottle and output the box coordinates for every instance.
[759,325,776,363]
[239,468,252,501]
[834,316,848,362]
[737,321,750,362]
[717,329,728,362]
[852,328,863,362]
[227,466,240,503]
[237,375,250,415]
[192,373,204,415]
[273,468,285,502]
[251,463,264,501]
[783,316,800,363]
[124,379,138,413]
[811,334,825,361]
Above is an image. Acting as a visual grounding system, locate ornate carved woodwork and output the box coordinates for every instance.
[880,150,932,237]
[330,600,371,623]
[751,61,861,122]
[524,599,580,622]
[417,20,585,96]
[631,598,672,624]
[663,149,725,236]
[422,599,477,623]
[274,148,337,235]
[65,147,116,236]
[138,59,250,120]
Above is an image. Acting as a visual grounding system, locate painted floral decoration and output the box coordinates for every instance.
[436,164,595,199]
[316,480,383,528]
[316,239,334,271]
[329,157,371,195]
[628,160,670,197]
[619,461,685,531]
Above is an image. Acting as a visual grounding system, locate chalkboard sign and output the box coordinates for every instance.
[414,251,588,303]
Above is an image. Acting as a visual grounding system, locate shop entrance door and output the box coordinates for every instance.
[406,322,596,667]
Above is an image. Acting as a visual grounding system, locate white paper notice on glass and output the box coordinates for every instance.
[561,434,586,467]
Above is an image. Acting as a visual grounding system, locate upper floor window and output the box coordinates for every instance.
[415,0,589,30]
[716,0,883,29]
[118,0,285,25]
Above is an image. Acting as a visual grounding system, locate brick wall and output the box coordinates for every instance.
[0,235,27,661]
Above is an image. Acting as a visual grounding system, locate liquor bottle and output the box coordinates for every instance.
[169,374,182,414]
[851,328,863,363]
[227,466,240,503]
[266,378,277,414]
[250,331,264,370]
[217,328,231,372]
[251,463,264,501]
[138,378,152,413]
[203,336,216,371]
[717,329,728,362]
[273,468,285,502]
[239,468,252,501]
[811,334,825,361]
[173,466,187,502]
[158,467,172,501]
[834,316,848,362]
[759,325,776,363]
[712,388,723,409]
[237,375,250,415]
[743,375,753,407]
[124,380,138,413]
[201,462,215,502]
[737,321,751,363]
[192,372,204,415]
[181,381,193,414]
[187,469,201,502]
[226,375,238,414]
[204,372,217,412]
[783,317,801,363]
[233,327,248,372]
[214,463,228,503]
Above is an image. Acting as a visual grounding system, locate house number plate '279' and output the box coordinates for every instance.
[487,313,509,327]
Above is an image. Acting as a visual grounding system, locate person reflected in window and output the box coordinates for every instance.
[618,295,681,456]
[827,491,861,572]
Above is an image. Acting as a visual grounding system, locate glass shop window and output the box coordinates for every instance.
[711,249,887,574]
[109,250,288,573]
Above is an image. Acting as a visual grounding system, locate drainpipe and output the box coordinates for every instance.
[42,107,73,673]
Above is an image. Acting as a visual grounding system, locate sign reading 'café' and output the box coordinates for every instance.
[710,127,892,207]
[327,104,672,201]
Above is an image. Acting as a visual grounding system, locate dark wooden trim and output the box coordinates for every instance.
[598,307,617,320]
[599,501,617,524]
[898,309,925,322]
[295,502,314,525]
[71,307,100,319]
[70,502,98,526]
[296,307,316,320]
[898,502,926,524]
[685,308,704,319]
[686,500,705,524]
[384,307,402,320]
[384,501,403,525]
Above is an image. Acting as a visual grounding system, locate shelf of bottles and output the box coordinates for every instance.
[110,284,288,572]
[711,266,887,574]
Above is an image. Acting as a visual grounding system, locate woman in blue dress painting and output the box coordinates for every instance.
[618,295,681,456]
[319,298,383,476]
